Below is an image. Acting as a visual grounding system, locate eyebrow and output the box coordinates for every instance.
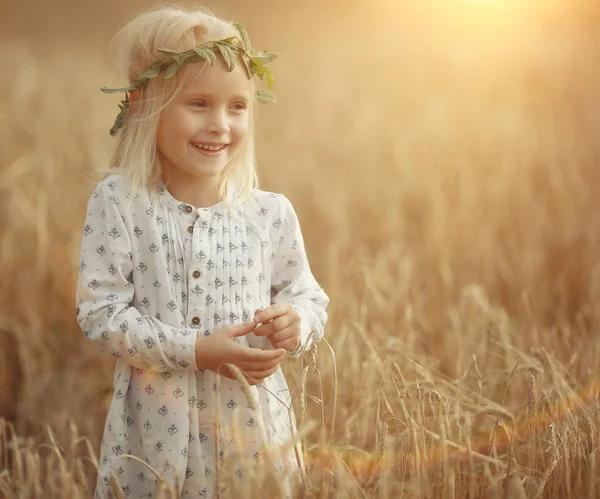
[184,92,250,102]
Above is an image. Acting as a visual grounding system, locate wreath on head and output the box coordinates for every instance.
[101,23,276,137]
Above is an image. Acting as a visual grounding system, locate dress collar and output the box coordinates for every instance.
[154,180,239,218]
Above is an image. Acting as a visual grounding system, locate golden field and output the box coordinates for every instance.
[1,0,600,497]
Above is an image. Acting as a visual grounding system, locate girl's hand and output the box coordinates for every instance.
[253,304,301,353]
[195,322,287,385]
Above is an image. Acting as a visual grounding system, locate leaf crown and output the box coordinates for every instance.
[101,22,276,137]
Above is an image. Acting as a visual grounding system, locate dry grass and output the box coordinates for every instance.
[2,0,600,497]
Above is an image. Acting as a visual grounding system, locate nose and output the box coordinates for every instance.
[207,109,230,135]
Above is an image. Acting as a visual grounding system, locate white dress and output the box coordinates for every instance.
[75,173,329,498]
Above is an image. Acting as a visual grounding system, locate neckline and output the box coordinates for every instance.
[155,179,237,214]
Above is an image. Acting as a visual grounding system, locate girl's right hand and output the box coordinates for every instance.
[195,322,287,385]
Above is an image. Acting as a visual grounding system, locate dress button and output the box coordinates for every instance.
[185,205,193,213]
[191,317,200,325]
[192,270,201,279]
[187,225,194,234]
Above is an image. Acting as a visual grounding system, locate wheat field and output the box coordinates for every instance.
[1,0,600,497]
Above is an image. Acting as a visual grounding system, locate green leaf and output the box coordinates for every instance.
[109,107,128,137]
[266,70,274,90]
[103,34,278,138]
[164,61,180,79]
[255,51,277,63]
[193,47,216,65]
[241,53,253,80]
[100,86,136,94]
[183,53,202,64]
[157,47,180,55]
[256,89,277,104]
[138,67,161,81]
[233,22,251,50]
[250,57,267,78]
[148,60,166,70]
[157,47,183,64]
[216,43,235,71]
[206,48,217,65]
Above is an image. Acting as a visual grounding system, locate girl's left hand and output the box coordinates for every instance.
[253,304,301,353]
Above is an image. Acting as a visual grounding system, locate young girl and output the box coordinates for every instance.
[75,5,329,498]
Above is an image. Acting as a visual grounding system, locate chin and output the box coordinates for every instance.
[193,166,228,178]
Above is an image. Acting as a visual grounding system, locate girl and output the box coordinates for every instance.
[76,5,329,498]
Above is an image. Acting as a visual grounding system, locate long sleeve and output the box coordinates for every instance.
[270,195,329,357]
[75,182,198,373]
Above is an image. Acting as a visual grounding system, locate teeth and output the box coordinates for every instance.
[194,143,225,151]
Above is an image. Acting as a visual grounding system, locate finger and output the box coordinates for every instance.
[272,337,300,352]
[235,372,261,386]
[214,363,236,379]
[234,345,287,363]
[225,342,272,365]
[229,343,287,366]
[252,323,272,337]
[254,303,290,325]
[253,314,293,337]
[267,324,298,344]
[231,367,263,386]
[218,365,261,386]
[237,352,286,371]
[226,322,257,338]
[244,366,279,381]
[245,362,282,378]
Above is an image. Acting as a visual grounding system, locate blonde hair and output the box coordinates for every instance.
[101,4,259,207]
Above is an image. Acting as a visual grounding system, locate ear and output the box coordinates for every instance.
[128,90,141,112]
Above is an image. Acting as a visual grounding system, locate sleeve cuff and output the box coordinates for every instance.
[289,305,318,357]
[170,327,199,371]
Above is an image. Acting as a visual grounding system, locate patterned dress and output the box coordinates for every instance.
[75,174,329,498]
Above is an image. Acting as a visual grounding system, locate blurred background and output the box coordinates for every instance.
[2,0,600,496]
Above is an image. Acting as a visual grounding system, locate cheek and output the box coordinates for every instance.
[158,110,199,146]
[156,126,171,156]
[232,118,249,144]
[174,116,201,140]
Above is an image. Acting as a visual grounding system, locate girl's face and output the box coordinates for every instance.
[156,57,252,183]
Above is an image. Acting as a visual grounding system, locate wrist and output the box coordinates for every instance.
[195,335,206,369]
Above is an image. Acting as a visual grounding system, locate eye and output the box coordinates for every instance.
[191,100,207,108]
[231,103,247,111]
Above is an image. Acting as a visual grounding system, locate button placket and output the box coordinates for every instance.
[185,211,199,328]
[187,209,211,331]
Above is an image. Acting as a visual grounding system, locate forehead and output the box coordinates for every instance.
[178,58,252,98]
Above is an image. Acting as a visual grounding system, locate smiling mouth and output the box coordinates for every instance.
[192,143,229,152]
